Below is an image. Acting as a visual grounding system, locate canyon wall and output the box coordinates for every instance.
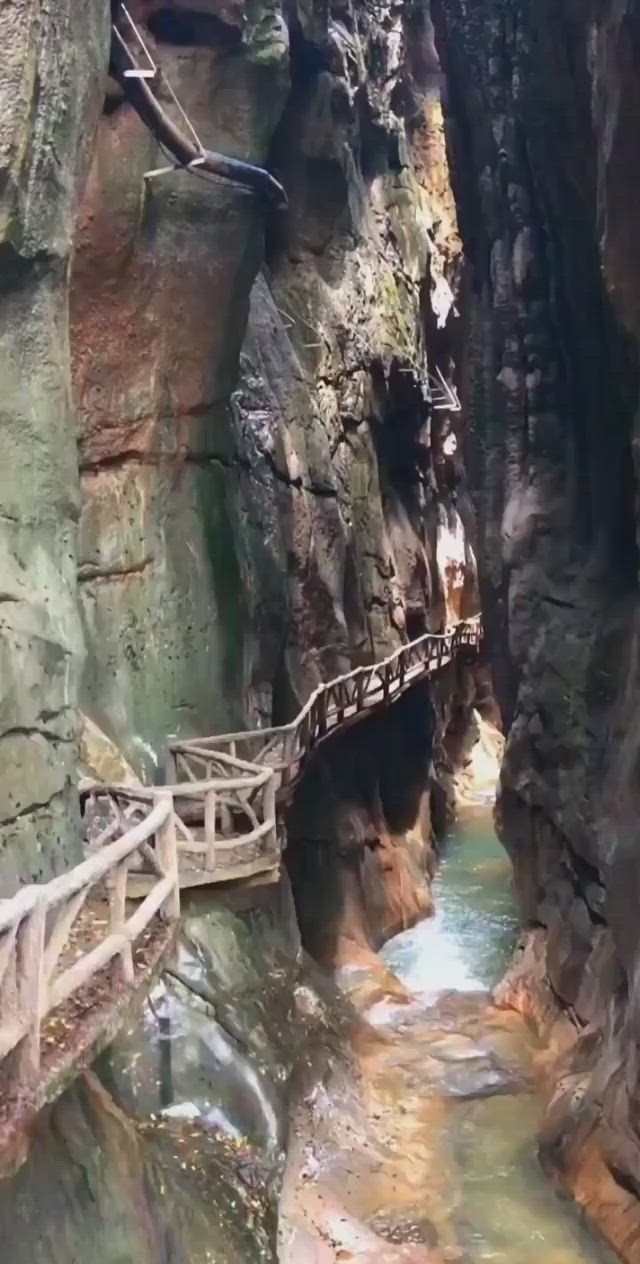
[0,0,479,895]
[286,661,493,964]
[72,0,478,782]
[0,878,349,1263]
[432,1,640,1255]
[0,3,108,889]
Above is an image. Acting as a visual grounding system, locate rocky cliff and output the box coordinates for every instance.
[0,2,108,890]
[0,879,349,1263]
[432,1,640,1255]
[0,0,479,894]
[9,0,640,1256]
[73,0,479,774]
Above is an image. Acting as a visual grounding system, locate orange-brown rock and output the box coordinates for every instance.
[433,0,640,1253]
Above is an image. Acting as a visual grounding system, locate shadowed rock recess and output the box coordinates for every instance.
[4,0,640,1259]
[3,0,482,890]
[432,0,640,1256]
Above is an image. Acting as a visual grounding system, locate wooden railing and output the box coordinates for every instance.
[84,750,279,883]
[0,615,481,1109]
[82,619,481,894]
[0,793,179,1084]
[169,616,483,794]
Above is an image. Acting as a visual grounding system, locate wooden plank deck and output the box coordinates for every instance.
[152,616,482,894]
[0,616,481,1142]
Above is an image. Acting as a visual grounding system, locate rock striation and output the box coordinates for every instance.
[0,0,480,893]
[432,0,640,1254]
[0,2,109,887]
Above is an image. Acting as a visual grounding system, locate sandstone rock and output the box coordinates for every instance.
[0,0,109,888]
[433,0,640,1252]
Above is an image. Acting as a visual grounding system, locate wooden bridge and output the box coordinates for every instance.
[0,617,480,1153]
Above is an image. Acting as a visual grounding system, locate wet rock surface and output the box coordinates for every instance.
[0,766,613,1264]
[280,810,613,1264]
[286,714,503,972]
[0,876,352,1263]
[0,1,108,890]
[430,1,640,1255]
[71,0,479,783]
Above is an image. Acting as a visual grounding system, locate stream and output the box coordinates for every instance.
[0,806,623,1263]
[281,806,618,1263]
[381,807,616,1264]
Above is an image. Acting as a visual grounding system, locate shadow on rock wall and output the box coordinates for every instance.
[285,672,483,965]
[0,875,354,1264]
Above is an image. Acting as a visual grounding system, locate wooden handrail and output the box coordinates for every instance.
[160,617,482,859]
[0,615,481,1109]
[170,616,482,765]
[82,768,274,803]
[44,797,172,909]
[0,792,180,1085]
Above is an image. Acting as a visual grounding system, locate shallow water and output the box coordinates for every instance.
[378,808,617,1264]
[382,807,518,997]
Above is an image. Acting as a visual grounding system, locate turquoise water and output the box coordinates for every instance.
[382,807,518,995]
[379,807,618,1264]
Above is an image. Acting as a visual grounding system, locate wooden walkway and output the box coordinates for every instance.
[84,616,482,893]
[0,617,480,1145]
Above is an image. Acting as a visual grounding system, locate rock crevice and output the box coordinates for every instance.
[432,1,640,1253]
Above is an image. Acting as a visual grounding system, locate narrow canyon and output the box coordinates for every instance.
[1,1,640,1261]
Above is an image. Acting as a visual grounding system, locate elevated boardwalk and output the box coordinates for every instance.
[85,616,482,893]
[0,617,481,1155]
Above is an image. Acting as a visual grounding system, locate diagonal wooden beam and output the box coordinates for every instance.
[110,16,287,208]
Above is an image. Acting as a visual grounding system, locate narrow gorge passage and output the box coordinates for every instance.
[3,0,640,1261]
[280,800,617,1263]
[381,812,615,1264]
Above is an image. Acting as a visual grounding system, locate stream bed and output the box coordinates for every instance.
[380,807,616,1264]
[282,807,618,1263]
[0,811,619,1264]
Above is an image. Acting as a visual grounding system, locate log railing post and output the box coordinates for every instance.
[0,932,19,1057]
[220,799,233,837]
[263,775,277,858]
[281,732,293,789]
[204,788,217,871]
[16,898,46,1081]
[356,675,365,710]
[154,792,181,921]
[336,685,345,724]
[382,663,390,704]
[108,861,134,984]
[164,739,178,783]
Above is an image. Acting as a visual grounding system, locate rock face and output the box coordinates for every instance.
[287,683,439,963]
[71,0,478,773]
[286,669,492,964]
[12,0,640,1254]
[432,1,640,1255]
[0,3,108,890]
[0,878,347,1263]
[0,0,480,895]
